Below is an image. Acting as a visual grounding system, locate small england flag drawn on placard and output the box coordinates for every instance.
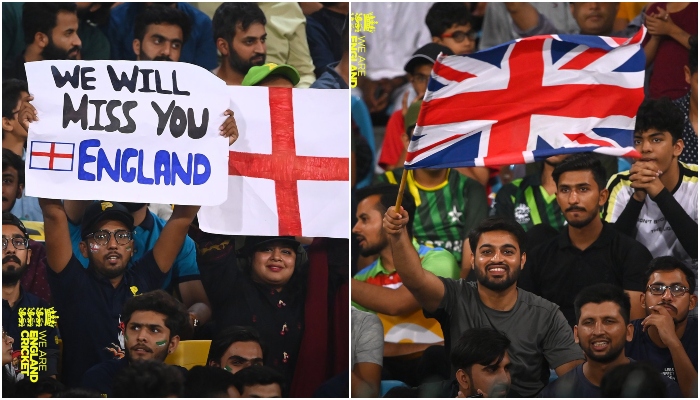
[29,141,75,171]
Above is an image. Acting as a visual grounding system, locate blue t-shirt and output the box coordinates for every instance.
[107,2,218,70]
[68,210,200,291]
[47,252,166,387]
[626,317,698,382]
[538,360,682,397]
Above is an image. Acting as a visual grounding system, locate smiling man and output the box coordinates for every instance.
[81,290,190,397]
[604,98,698,270]
[626,257,697,397]
[520,154,651,326]
[539,283,681,397]
[213,3,267,86]
[383,209,584,397]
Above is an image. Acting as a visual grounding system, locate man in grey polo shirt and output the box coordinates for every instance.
[383,212,584,397]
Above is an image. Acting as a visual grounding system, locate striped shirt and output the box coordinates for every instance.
[376,168,488,262]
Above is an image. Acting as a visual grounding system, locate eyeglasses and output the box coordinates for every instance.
[440,30,477,43]
[85,229,133,246]
[2,237,28,250]
[647,284,690,297]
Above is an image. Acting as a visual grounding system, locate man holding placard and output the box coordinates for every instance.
[39,198,199,387]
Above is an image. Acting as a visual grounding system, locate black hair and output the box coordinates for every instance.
[77,2,114,27]
[634,98,684,143]
[2,148,25,186]
[212,3,266,44]
[2,79,29,120]
[468,216,527,255]
[551,153,608,191]
[232,365,285,395]
[134,4,192,43]
[207,326,264,366]
[112,360,184,398]
[14,377,65,398]
[644,256,696,295]
[600,362,667,398]
[121,290,190,340]
[22,3,78,45]
[689,36,697,75]
[425,3,472,38]
[184,366,239,398]
[451,328,510,372]
[355,183,416,237]
[574,283,631,325]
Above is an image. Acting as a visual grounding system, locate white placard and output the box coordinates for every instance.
[24,60,229,205]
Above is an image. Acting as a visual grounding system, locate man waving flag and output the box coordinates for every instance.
[405,28,647,169]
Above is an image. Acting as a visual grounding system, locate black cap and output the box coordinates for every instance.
[81,201,135,239]
[240,236,302,256]
[2,212,29,238]
[404,43,454,74]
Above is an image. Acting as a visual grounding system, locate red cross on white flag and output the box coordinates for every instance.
[197,87,349,238]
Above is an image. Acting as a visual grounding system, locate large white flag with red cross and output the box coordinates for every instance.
[197,87,349,238]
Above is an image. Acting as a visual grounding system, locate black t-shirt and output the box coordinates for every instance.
[201,249,304,389]
[46,251,166,387]
[81,358,187,397]
[520,222,651,326]
[2,287,60,378]
[626,318,698,382]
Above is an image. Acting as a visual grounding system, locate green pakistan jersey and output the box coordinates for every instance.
[490,174,566,231]
[376,168,488,262]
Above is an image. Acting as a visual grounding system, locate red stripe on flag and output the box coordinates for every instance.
[405,134,464,163]
[560,47,607,70]
[564,133,615,147]
[434,60,477,83]
[268,88,300,234]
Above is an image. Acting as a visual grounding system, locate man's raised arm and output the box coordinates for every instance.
[152,205,200,274]
[38,198,74,274]
[383,206,445,313]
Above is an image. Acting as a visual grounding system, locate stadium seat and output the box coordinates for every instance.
[165,340,211,370]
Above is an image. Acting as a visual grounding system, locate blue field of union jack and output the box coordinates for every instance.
[405,28,647,169]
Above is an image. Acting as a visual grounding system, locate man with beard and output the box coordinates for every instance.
[212,3,268,86]
[351,184,459,385]
[39,199,199,387]
[132,5,191,63]
[539,283,681,397]
[1,213,59,380]
[383,210,584,397]
[81,290,189,397]
[626,257,697,397]
[519,154,651,327]
[3,3,81,82]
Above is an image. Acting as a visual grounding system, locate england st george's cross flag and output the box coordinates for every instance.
[197,87,349,239]
[404,28,647,169]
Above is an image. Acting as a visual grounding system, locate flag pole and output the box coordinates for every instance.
[394,169,408,212]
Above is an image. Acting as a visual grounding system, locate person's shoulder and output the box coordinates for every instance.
[679,162,699,180]
[353,260,381,281]
[517,287,562,313]
[539,364,585,397]
[84,357,128,377]
[177,2,209,20]
[352,306,381,327]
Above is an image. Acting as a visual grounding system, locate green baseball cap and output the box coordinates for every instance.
[242,63,301,87]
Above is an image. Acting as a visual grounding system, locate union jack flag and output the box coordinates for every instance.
[405,28,647,169]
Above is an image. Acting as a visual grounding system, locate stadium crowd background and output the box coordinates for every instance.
[350,2,697,398]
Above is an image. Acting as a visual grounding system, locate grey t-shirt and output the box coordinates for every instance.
[426,279,584,397]
[351,306,384,368]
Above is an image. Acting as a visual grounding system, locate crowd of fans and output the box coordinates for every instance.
[351,2,697,398]
[2,1,349,398]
